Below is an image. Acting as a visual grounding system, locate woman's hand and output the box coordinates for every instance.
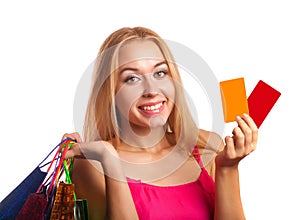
[62,132,84,159]
[215,113,258,168]
[62,132,119,162]
[62,132,83,144]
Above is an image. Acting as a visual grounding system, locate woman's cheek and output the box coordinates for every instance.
[115,84,143,117]
[159,78,176,103]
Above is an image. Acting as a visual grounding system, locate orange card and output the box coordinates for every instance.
[220,77,249,122]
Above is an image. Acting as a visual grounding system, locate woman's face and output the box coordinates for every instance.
[115,40,175,132]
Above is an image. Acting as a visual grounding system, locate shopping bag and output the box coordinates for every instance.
[50,182,75,220]
[15,188,48,220]
[74,199,89,220]
[15,138,74,220]
[50,185,89,220]
[49,144,89,220]
[0,167,47,220]
[0,140,63,220]
[49,185,89,220]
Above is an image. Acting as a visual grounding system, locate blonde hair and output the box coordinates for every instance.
[84,27,201,150]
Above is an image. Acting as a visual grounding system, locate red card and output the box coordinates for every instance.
[247,80,281,128]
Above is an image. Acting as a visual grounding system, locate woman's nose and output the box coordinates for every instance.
[142,75,159,97]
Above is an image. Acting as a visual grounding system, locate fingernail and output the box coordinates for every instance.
[236,116,242,121]
[243,113,249,117]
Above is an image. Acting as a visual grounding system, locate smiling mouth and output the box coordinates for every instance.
[138,101,165,112]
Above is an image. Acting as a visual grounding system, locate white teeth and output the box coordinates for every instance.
[142,102,163,111]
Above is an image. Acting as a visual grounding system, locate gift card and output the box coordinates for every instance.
[247,80,281,128]
[220,77,249,122]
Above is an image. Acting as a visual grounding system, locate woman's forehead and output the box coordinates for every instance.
[118,40,165,67]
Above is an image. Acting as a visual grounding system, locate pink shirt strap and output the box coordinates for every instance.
[192,146,204,168]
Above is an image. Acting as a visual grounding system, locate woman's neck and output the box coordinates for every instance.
[118,123,171,152]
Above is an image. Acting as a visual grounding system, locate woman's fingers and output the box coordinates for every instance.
[232,125,245,153]
[65,143,84,159]
[62,132,83,143]
[224,136,236,159]
[241,114,258,149]
[236,114,258,154]
[61,132,83,159]
[218,114,259,168]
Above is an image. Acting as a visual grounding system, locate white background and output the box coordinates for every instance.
[0,1,299,219]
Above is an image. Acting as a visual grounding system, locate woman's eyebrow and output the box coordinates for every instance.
[119,60,167,75]
[154,60,167,68]
[119,67,138,75]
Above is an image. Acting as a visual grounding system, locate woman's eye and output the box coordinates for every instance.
[125,75,140,83]
[154,70,167,78]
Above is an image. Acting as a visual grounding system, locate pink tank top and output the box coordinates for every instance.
[127,147,215,220]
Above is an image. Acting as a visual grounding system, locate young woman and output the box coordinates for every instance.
[64,26,258,220]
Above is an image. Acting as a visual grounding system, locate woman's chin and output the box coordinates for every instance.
[148,116,167,128]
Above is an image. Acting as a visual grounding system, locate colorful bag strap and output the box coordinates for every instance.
[63,156,77,200]
[38,138,73,168]
[36,139,65,192]
[47,139,74,194]
[37,138,74,193]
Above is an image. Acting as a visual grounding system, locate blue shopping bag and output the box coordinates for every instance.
[0,139,69,220]
[0,167,47,220]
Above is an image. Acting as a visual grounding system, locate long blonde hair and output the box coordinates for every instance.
[83,26,201,150]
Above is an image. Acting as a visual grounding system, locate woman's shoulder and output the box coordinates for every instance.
[196,129,224,179]
[197,129,224,149]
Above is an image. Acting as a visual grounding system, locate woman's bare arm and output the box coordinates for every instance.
[202,114,257,220]
[71,159,107,219]
[64,133,138,220]
[213,114,258,220]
